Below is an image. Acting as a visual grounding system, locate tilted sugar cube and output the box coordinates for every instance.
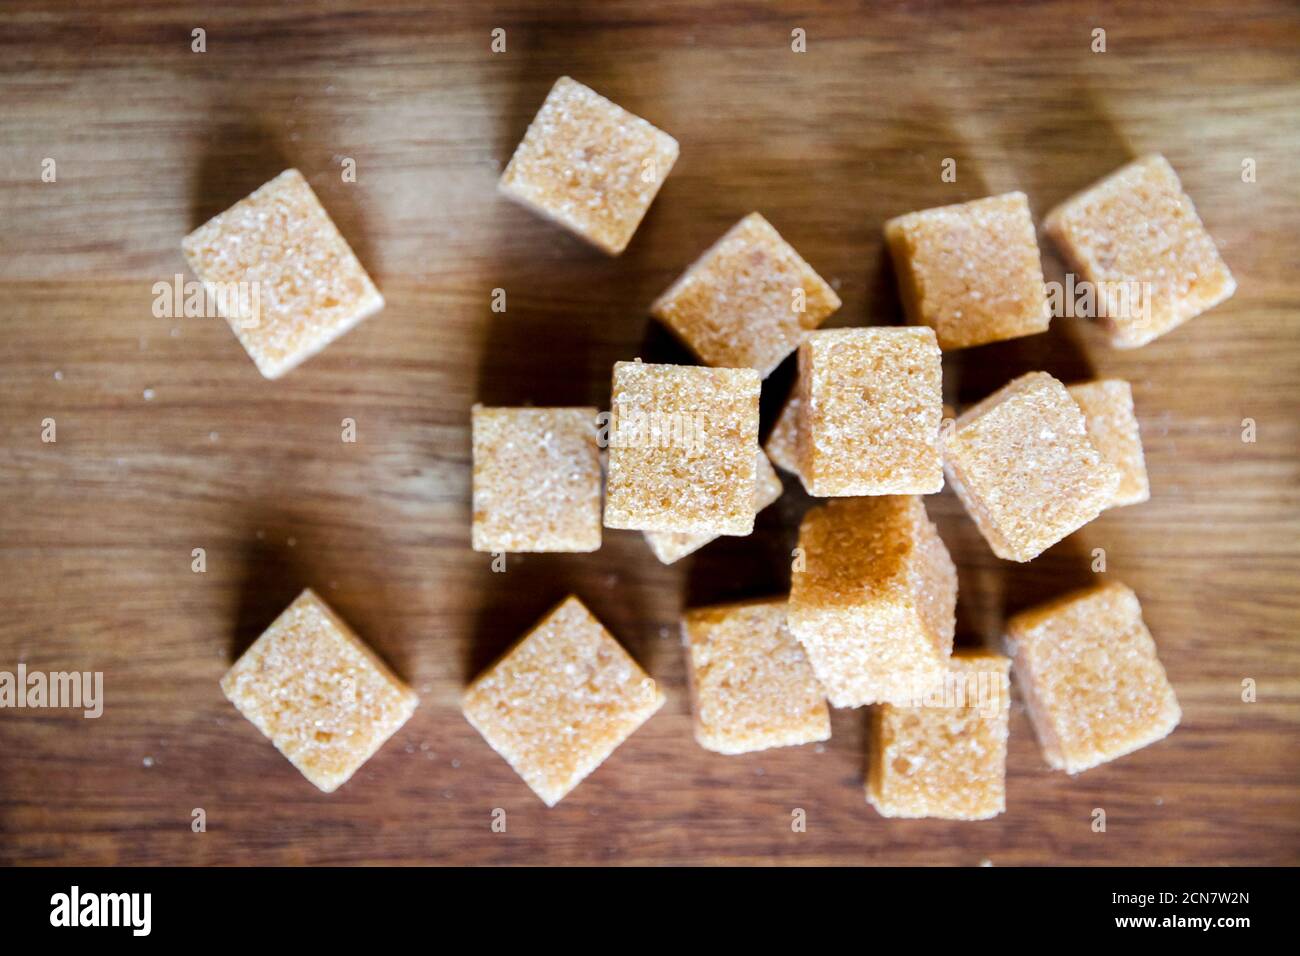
[1067,379,1150,508]
[651,213,841,377]
[1006,581,1180,774]
[885,191,1050,350]
[943,371,1120,562]
[182,169,383,379]
[1044,154,1235,348]
[462,596,664,806]
[221,589,418,793]
[498,76,679,255]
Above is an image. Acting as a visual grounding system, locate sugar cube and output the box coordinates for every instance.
[943,371,1120,562]
[1067,379,1150,507]
[788,496,957,707]
[764,388,802,478]
[651,213,842,377]
[1006,581,1180,774]
[683,598,830,754]
[866,649,1010,820]
[604,361,761,535]
[1044,154,1236,348]
[644,449,783,564]
[796,327,943,496]
[498,76,679,255]
[220,589,418,793]
[885,191,1050,350]
[471,405,602,553]
[462,595,665,806]
[182,169,384,379]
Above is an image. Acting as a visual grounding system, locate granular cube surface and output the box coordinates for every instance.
[788,496,956,707]
[462,596,665,806]
[885,191,1050,350]
[943,371,1120,562]
[764,389,802,478]
[796,327,943,496]
[498,76,679,255]
[644,449,783,564]
[866,649,1010,820]
[604,361,761,535]
[651,213,842,377]
[1044,154,1236,348]
[1067,379,1150,507]
[182,169,384,379]
[472,405,602,553]
[683,598,830,754]
[220,589,418,793]
[1006,581,1180,774]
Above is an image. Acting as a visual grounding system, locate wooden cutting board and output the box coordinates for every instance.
[1,0,1297,865]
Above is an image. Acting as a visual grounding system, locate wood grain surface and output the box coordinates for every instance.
[1,0,1298,866]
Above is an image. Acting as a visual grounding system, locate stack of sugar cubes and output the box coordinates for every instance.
[189,77,1232,813]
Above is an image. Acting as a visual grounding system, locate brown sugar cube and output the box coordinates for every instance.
[651,213,842,377]
[683,598,830,754]
[866,649,1011,820]
[182,169,384,379]
[764,388,802,478]
[498,76,679,256]
[462,596,665,806]
[1067,379,1150,508]
[788,496,957,707]
[471,406,602,553]
[220,589,418,793]
[604,360,761,535]
[943,371,1120,562]
[885,191,1050,350]
[796,327,944,496]
[1006,581,1180,774]
[644,449,783,565]
[1044,154,1236,348]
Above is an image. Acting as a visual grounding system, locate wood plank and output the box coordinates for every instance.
[1,0,1297,865]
